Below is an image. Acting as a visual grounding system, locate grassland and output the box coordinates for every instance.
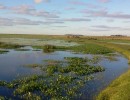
[1,34,130,99]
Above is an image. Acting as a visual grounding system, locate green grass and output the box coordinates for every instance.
[33,43,113,54]
[97,70,130,100]
[69,43,113,54]
[96,42,130,100]
[0,42,23,49]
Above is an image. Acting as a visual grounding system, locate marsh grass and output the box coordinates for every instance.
[0,42,23,49]
[0,50,9,54]
[24,64,43,68]
[68,43,113,54]
[33,43,113,55]
[95,42,130,99]
[15,48,30,51]
[33,45,68,53]
[43,45,56,53]
[0,57,105,100]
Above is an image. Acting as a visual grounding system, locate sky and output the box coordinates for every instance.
[0,0,130,36]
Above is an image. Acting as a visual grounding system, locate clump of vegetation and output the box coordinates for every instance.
[0,57,105,100]
[0,50,9,54]
[42,44,68,53]
[15,49,30,51]
[69,43,113,54]
[24,64,43,68]
[43,45,56,53]
[63,57,104,76]
[0,42,23,49]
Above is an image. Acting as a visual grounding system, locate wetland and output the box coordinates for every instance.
[0,35,130,100]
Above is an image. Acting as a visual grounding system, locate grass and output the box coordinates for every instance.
[33,45,68,53]
[0,57,105,100]
[33,43,113,54]
[15,48,30,51]
[95,42,130,61]
[95,42,130,99]
[69,43,113,54]
[0,42,23,49]
[43,45,56,53]
[0,50,9,54]
[97,70,130,100]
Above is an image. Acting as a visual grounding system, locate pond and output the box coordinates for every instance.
[0,46,129,100]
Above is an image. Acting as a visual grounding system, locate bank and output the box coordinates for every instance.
[97,42,130,100]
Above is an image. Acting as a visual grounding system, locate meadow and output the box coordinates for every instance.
[0,34,130,100]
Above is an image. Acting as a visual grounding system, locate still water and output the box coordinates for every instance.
[0,46,129,100]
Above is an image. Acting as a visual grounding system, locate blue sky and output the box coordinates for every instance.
[0,0,130,36]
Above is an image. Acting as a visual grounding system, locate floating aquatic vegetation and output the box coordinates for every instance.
[0,50,9,54]
[15,49,30,51]
[0,57,105,100]
[24,64,43,68]
[43,45,56,53]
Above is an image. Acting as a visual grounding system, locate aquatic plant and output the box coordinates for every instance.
[0,50,9,54]
[0,57,105,100]
[69,43,113,54]
[43,45,56,53]
[46,65,59,75]
[24,64,43,68]
[15,49,30,51]
[0,42,23,49]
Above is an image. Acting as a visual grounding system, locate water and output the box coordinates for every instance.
[0,46,129,100]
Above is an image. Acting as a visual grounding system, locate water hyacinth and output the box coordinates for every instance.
[0,57,105,100]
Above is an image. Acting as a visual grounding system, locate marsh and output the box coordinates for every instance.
[0,46,128,99]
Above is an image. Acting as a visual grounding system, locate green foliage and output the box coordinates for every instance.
[69,43,113,54]
[43,45,56,53]
[24,64,43,68]
[0,57,105,100]
[0,42,22,49]
[97,70,130,100]
[46,65,59,75]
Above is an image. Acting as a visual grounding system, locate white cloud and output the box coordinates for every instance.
[34,0,43,3]
[34,0,50,3]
